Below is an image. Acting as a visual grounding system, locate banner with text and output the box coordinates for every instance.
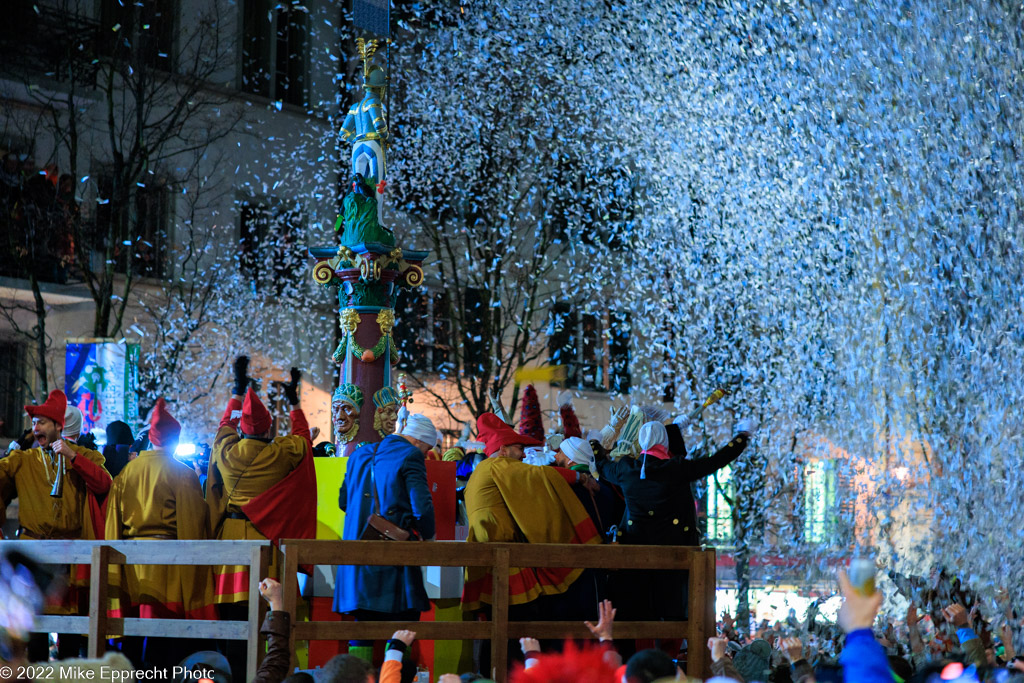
[65,340,140,435]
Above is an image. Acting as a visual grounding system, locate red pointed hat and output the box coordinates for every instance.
[148,398,181,448]
[476,412,542,456]
[517,384,545,443]
[240,387,272,435]
[25,390,68,428]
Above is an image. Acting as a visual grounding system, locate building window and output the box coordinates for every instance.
[100,0,176,71]
[239,199,304,295]
[804,459,838,543]
[0,340,27,438]
[547,305,630,393]
[94,174,171,280]
[706,465,733,543]
[241,0,307,106]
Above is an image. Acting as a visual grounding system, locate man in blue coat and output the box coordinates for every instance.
[333,412,437,663]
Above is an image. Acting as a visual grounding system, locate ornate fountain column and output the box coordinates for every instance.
[309,38,428,455]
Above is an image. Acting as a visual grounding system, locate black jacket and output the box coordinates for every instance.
[597,428,748,546]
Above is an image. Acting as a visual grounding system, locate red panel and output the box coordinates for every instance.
[309,596,346,667]
[425,460,457,541]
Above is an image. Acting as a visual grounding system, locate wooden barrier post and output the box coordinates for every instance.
[490,546,510,682]
[282,543,300,671]
[87,545,121,658]
[246,542,271,675]
[684,549,717,680]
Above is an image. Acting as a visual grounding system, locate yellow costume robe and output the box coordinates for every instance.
[104,450,216,619]
[0,444,111,613]
[461,457,600,611]
[207,398,310,603]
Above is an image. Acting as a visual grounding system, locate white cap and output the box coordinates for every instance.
[63,406,84,440]
[638,421,668,451]
[398,413,437,446]
[560,436,594,467]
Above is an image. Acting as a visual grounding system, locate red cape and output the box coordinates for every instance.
[241,438,317,567]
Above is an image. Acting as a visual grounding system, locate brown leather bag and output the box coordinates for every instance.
[359,442,412,541]
[361,512,411,541]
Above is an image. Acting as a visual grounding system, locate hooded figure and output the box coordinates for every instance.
[103,420,135,479]
[558,436,597,479]
[637,421,670,480]
[597,417,754,621]
[555,436,623,542]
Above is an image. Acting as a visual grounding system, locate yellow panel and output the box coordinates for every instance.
[315,457,348,540]
[430,599,475,676]
[513,365,567,383]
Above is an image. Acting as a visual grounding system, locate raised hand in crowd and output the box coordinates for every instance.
[519,637,541,658]
[906,604,925,654]
[391,629,416,647]
[584,599,617,642]
[777,636,803,663]
[259,577,285,612]
[943,603,969,628]
[1001,618,1017,662]
[707,636,728,663]
[837,569,883,633]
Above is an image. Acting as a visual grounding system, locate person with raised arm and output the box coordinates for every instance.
[207,356,317,606]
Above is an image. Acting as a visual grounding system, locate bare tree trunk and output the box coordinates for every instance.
[735,543,752,635]
[28,273,49,396]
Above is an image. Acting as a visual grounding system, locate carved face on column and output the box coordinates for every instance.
[332,400,357,435]
[373,403,399,437]
[371,386,401,439]
[332,383,364,444]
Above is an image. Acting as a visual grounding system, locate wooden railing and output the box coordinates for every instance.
[281,540,716,682]
[0,540,271,674]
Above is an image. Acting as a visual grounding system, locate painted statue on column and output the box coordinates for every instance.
[340,38,390,227]
[310,36,428,455]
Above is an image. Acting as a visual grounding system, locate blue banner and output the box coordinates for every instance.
[65,340,140,435]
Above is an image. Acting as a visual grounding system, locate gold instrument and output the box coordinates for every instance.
[686,386,730,421]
